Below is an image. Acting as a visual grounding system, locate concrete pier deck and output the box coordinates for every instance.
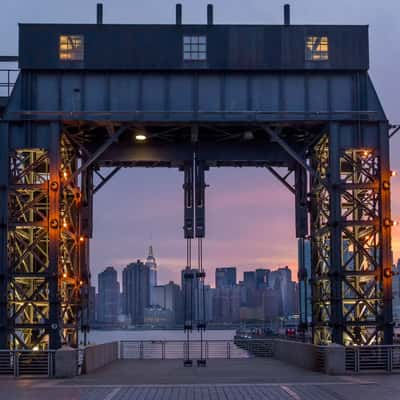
[2,358,400,400]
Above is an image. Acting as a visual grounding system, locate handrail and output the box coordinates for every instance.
[345,345,400,372]
[0,349,56,377]
[120,339,274,360]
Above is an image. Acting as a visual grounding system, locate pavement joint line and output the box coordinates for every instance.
[103,387,121,400]
[339,376,375,384]
[31,381,377,389]
[281,385,302,400]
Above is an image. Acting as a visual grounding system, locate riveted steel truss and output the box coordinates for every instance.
[59,133,83,347]
[5,131,84,349]
[310,124,393,345]
[7,149,53,349]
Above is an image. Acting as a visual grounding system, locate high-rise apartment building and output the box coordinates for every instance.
[122,260,150,324]
[181,267,204,325]
[298,238,312,325]
[213,286,241,323]
[393,259,400,323]
[97,267,120,323]
[151,281,181,324]
[215,267,237,288]
[255,269,270,288]
[88,285,96,324]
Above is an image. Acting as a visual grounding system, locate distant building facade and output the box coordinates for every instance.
[393,259,400,324]
[181,267,205,325]
[298,238,312,326]
[97,267,120,323]
[151,281,182,324]
[88,285,96,324]
[123,260,150,324]
[213,286,241,323]
[215,267,237,288]
[255,269,270,288]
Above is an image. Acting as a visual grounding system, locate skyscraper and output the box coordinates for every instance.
[255,269,270,288]
[97,267,120,323]
[152,282,181,314]
[392,259,400,323]
[145,245,158,305]
[181,267,204,325]
[215,267,237,288]
[298,238,312,325]
[269,266,296,316]
[88,285,96,324]
[213,286,241,323]
[243,271,256,289]
[123,260,150,324]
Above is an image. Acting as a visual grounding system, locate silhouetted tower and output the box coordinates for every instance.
[145,245,158,305]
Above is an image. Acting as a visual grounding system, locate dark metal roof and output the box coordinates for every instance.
[19,24,369,71]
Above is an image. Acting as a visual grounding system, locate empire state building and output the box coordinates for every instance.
[145,245,158,305]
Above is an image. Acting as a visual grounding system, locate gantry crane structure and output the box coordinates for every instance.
[0,4,395,349]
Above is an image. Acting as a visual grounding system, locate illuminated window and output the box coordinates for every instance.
[183,36,207,61]
[305,36,329,61]
[59,35,84,61]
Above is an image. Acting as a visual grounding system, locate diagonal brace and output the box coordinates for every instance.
[263,125,314,175]
[64,124,130,186]
[389,124,400,139]
[266,166,295,194]
[93,167,122,194]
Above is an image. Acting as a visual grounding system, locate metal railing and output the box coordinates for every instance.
[0,69,18,97]
[120,339,274,360]
[345,345,400,373]
[0,350,55,377]
[316,345,327,372]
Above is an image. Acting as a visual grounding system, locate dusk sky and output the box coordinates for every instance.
[2,0,400,287]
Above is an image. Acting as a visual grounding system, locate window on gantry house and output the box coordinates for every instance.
[305,36,329,61]
[183,36,207,61]
[59,35,84,61]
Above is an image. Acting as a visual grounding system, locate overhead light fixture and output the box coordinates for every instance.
[135,134,147,141]
[243,131,254,140]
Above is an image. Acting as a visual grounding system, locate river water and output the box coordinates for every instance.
[87,329,236,345]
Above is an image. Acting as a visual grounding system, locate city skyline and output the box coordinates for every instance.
[1,0,400,292]
[95,262,299,327]
[93,249,297,290]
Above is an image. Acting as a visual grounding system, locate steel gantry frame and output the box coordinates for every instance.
[309,124,392,345]
[0,13,395,349]
[1,118,393,349]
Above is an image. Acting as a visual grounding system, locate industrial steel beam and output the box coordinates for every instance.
[263,126,314,175]
[93,167,121,194]
[65,124,130,186]
[266,167,295,194]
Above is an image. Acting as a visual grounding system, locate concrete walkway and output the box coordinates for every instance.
[2,358,400,400]
[70,358,339,385]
